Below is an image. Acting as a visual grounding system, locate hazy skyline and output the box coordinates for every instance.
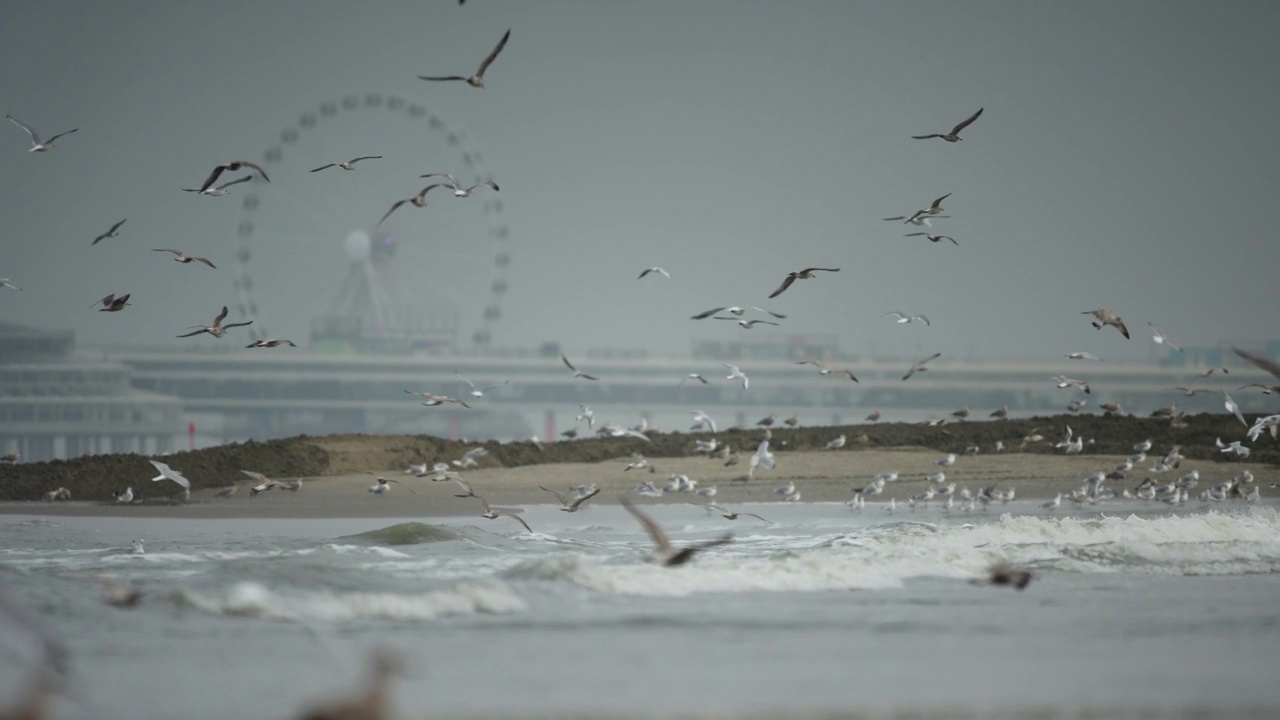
[3,1,1279,364]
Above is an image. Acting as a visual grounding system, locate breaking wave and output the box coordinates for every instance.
[176,579,525,622]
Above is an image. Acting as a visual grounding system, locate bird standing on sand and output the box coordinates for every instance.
[912,108,984,142]
[418,29,511,88]
[768,268,840,298]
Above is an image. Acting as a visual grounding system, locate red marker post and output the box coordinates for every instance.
[188,422,196,451]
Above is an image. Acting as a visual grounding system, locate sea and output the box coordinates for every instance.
[2,499,1280,720]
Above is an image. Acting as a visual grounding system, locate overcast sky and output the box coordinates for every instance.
[3,0,1278,364]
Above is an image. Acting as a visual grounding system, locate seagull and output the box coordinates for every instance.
[723,363,749,389]
[539,485,601,512]
[377,184,451,226]
[310,155,382,172]
[750,440,775,472]
[576,404,596,429]
[152,249,216,268]
[637,267,672,280]
[620,497,731,567]
[865,410,881,422]
[936,453,957,468]
[990,406,1009,419]
[1223,391,1248,427]
[1148,322,1183,352]
[455,372,507,398]
[768,267,840,298]
[367,475,402,495]
[404,390,473,408]
[561,354,598,380]
[245,338,297,348]
[905,193,951,224]
[1246,414,1280,442]
[1232,346,1280,381]
[182,175,252,196]
[91,219,127,246]
[473,494,532,532]
[1237,383,1280,395]
[701,503,770,523]
[1082,309,1130,339]
[114,486,134,503]
[903,232,958,246]
[979,562,1033,590]
[418,29,511,88]
[902,352,942,381]
[197,161,270,193]
[690,409,717,432]
[1,278,23,291]
[796,359,857,382]
[680,373,709,386]
[176,306,252,338]
[1065,351,1102,361]
[1219,440,1251,458]
[715,317,779,329]
[826,434,846,449]
[882,214,950,227]
[418,173,500,197]
[911,107,984,142]
[148,460,191,490]
[883,311,930,325]
[92,293,131,312]
[6,115,77,151]
[1052,375,1091,394]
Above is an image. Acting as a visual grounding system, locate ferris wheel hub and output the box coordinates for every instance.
[343,230,372,263]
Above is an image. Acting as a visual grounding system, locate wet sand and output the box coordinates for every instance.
[4,446,1273,518]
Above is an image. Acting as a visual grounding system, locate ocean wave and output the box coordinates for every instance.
[176,579,525,622]
[499,508,1280,597]
[338,522,460,545]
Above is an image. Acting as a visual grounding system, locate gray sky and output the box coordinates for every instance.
[3,0,1279,363]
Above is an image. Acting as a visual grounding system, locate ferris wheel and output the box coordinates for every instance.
[231,91,510,351]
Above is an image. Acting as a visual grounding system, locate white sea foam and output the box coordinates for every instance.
[179,579,526,622]
[500,508,1280,597]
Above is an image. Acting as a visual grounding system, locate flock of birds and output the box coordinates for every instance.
[5,6,1280,720]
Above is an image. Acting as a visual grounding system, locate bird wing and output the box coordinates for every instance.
[951,107,984,134]
[911,134,944,140]
[620,496,672,554]
[637,268,654,279]
[1232,346,1280,381]
[222,320,253,330]
[768,274,797,299]
[941,236,958,246]
[839,369,859,382]
[175,328,209,338]
[561,354,577,372]
[801,267,840,274]
[476,29,511,77]
[194,257,216,268]
[569,487,601,510]
[219,175,253,190]
[213,306,229,326]
[419,172,460,187]
[351,156,382,164]
[919,352,942,366]
[903,233,927,237]
[915,315,931,325]
[418,75,468,82]
[691,307,726,320]
[742,512,771,523]
[45,129,78,144]
[500,512,532,532]
[930,193,952,208]
[378,198,410,227]
[310,164,336,172]
[882,216,907,221]
[239,161,269,182]
[6,114,39,143]
[153,248,181,256]
[1115,320,1131,339]
[198,165,228,192]
[455,372,477,390]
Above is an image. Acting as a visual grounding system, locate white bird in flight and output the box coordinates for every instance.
[1148,322,1183,352]
[7,114,78,152]
[561,354,598,381]
[418,29,511,88]
[1222,391,1248,427]
[310,155,382,172]
[1,278,22,291]
[883,311,930,326]
[455,371,507,398]
[91,219,127,246]
[148,460,191,489]
[723,364,749,389]
[418,173,500,197]
[182,175,252,197]
[637,267,671,280]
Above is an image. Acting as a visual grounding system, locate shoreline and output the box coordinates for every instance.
[3,447,1273,519]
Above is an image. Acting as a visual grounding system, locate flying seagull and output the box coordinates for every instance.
[796,359,857,382]
[911,108,984,142]
[176,306,252,338]
[1052,375,1091,394]
[148,460,191,489]
[1,278,23,291]
[715,317,779,329]
[92,293,130,312]
[539,485,601,512]
[903,232,958,246]
[723,363,749,389]
[152,249,215,268]
[405,390,472,408]
[561,354,598,380]
[1148,322,1183,352]
[310,155,382,172]
[418,173,500,197]
[182,175,251,196]
[902,352,942,380]
[246,338,296,348]
[91,219,127,246]
[883,214,950,227]
[377,184,450,226]
[905,193,951,224]
[699,502,770,523]
[679,373,709,385]
[620,496,731,567]
[197,161,270,193]
[1065,351,1101,361]
[418,29,511,88]
[637,267,671,280]
[6,114,78,151]
[1223,390,1248,427]
[883,311,930,325]
[768,267,839,299]
[1082,309,1130,339]
[455,371,507,397]
[473,493,532,532]
[1233,346,1280,380]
